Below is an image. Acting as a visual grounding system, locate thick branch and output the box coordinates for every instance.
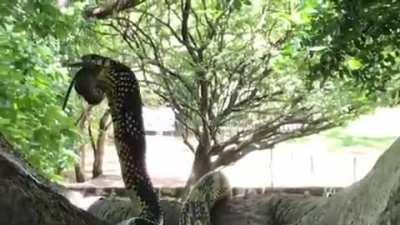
[85,0,143,19]
[0,134,109,225]
[211,115,337,169]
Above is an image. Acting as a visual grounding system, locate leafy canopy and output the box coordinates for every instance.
[94,0,376,182]
[0,0,98,179]
[296,0,400,101]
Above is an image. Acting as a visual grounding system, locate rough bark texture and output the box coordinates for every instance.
[212,194,320,225]
[92,137,105,178]
[92,110,111,178]
[76,105,94,182]
[0,135,108,225]
[84,0,143,19]
[289,137,400,225]
[185,145,212,188]
[88,197,181,225]
[87,192,325,225]
[75,153,86,183]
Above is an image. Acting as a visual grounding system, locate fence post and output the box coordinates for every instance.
[269,148,274,188]
[310,154,314,174]
[353,156,357,182]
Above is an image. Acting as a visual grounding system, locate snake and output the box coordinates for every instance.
[64,54,230,225]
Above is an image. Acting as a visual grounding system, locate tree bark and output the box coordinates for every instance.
[184,144,212,190]
[75,143,87,183]
[212,137,400,225]
[74,161,86,183]
[92,110,111,178]
[84,0,143,19]
[0,135,108,225]
[75,105,94,182]
[87,192,318,225]
[88,197,182,225]
[92,136,105,178]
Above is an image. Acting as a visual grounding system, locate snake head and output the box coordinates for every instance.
[63,54,114,109]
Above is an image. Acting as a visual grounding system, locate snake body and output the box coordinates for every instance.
[179,171,230,225]
[69,54,230,225]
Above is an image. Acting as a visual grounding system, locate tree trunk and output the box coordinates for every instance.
[75,143,87,183]
[74,162,85,183]
[212,137,400,225]
[92,135,105,178]
[0,135,108,225]
[84,0,143,19]
[92,110,111,178]
[185,144,212,189]
[75,105,94,182]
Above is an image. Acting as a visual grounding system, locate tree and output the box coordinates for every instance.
[0,0,95,179]
[90,109,112,178]
[3,1,400,224]
[97,0,373,186]
[74,104,94,182]
[0,0,144,180]
[297,0,400,100]
[0,134,109,225]
[84,0,143,19]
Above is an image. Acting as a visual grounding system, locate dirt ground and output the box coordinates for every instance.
[63,135,384,189]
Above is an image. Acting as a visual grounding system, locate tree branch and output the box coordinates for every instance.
[0,135,109,225]
[84,0,144,19]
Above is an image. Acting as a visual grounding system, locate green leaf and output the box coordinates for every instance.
[346,57,363,70]
[0,117,10,126]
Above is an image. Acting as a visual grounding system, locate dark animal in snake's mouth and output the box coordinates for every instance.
[74,66,105,105]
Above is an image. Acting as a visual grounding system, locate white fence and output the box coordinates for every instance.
[222,147,381,188]
[144,136,384,188]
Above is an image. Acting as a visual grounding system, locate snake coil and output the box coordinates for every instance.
[66,54,230,225]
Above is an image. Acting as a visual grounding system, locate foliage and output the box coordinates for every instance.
[325,129,396,153]
[296,0,400,102]
[0,0,97,179]
[93,0,375,184]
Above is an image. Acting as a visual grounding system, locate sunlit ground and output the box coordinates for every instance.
[69,107,400,189]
